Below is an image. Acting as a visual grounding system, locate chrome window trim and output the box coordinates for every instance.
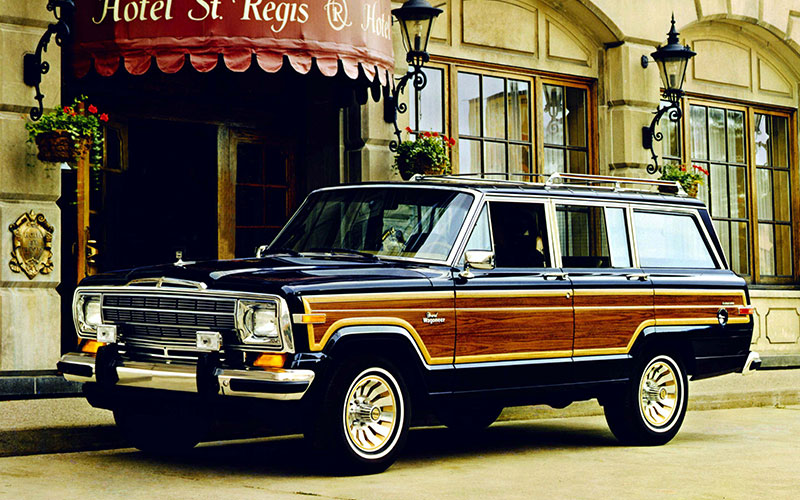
[73,285,296,354]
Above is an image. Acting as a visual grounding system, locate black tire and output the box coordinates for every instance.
[113,403,209,455]
[309,358,410,475]
[604,352,688,446]
[437,402,503,432]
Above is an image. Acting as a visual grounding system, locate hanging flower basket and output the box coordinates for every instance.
[33,130,92,163]
[394,128,454,180]
[25,95,107,166]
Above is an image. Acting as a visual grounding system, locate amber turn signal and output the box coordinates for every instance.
[252,353,286,368]
[79,339,105,354]
[737,306,755,315]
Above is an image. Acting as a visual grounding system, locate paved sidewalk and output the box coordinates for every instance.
[1,368,798,457]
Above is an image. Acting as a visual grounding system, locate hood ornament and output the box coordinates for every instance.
[174,250,185,267]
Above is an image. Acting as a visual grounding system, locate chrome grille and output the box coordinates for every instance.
[102,293,236,346]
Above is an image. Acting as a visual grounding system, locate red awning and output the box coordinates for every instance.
[73,0,394,85]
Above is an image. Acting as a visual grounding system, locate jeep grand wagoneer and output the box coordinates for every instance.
[58,173,760,474]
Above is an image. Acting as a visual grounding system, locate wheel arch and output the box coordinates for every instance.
[631,327,698,376]
[321,325,435,407]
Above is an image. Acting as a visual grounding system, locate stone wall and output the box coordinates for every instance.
[0,3,62,371]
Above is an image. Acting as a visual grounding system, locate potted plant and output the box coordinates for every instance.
[660,163,708,197]
[25,95,107,165]
[394,127,454,180]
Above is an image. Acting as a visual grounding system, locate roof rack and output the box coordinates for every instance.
[412,172,686,196]
[544,172,685,195]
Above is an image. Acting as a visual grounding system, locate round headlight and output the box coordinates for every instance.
[83,296,102,327]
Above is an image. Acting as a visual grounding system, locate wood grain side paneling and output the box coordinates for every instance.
[573,292,654,352]
[303,293,455,364]
[455,291,573,362]
[654,290,749,324]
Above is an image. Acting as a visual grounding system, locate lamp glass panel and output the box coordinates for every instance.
[657,58,689,91]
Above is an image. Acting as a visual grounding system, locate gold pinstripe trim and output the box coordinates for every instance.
[455,290,569,299]
[306,316,451,365]
[459,307,572,313]
[454,350,572,363]
[303,291,454,304]
[572,289,653,296]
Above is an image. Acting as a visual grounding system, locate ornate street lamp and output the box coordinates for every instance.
[641,15,696,174]
[385,0,443,151]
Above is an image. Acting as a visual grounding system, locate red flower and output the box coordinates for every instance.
[63,106,73,115]
[88,104,98,114]
[405,126,413,133]
[680,165,686,172]
[99,113,109,122]
[449,138,456,146]
[423,131,431,137]
[432,131,439,137]
[693,164,709,176]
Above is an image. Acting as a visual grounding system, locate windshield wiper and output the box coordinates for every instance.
[262,247,303,257]
[308,247,380,260]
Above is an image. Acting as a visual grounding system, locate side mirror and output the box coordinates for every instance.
[459,250,495,279]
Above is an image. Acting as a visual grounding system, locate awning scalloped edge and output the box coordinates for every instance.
[74,45,392,87]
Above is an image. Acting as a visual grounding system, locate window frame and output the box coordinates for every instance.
[679,95,799,285]
[410,58,598,179]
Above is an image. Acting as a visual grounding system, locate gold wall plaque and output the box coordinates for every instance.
[9,211,54,279]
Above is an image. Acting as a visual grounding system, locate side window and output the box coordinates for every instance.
[488,202,551,268]
[633,211,717,268]
[557,205,632,268]
[463,205,492,253]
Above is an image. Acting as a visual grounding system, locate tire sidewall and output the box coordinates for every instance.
[633,353,688,439]
[316,357,411,473]
[340,366,406,461]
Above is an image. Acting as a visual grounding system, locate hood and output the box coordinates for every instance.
[80,255,446,296]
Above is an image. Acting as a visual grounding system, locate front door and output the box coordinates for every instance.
[453,199,574,392]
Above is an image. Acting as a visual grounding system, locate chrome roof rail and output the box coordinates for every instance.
[544,172,685,195]
[411,172,687,196]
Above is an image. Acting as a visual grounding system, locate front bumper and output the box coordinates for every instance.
[57,352,315,401]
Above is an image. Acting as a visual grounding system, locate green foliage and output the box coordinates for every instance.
[660,163,708,194]
[394,129,454,179]
[25,95,107,166]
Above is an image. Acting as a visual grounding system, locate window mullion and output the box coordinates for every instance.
[747,107,761,282]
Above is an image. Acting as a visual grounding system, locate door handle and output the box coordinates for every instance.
[544,272,568,281]
[626,273,649,281]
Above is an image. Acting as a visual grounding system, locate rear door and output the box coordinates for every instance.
[453,198,574,393]
[554,201,655,382]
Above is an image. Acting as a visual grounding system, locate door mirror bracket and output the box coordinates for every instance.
[459,250,495,279]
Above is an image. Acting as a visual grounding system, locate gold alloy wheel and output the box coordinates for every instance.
[638,358,679,429]
[344,373,397,453]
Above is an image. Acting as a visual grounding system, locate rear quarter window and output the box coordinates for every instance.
[633,210,717,268]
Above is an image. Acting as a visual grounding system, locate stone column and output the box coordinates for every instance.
[0,3,63,372]
[602,42,662,177]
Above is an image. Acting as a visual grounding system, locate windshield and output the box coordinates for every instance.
[270,187,474,261]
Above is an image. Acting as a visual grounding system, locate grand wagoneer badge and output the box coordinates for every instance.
[8,211,54,279]
[422,312,445,324]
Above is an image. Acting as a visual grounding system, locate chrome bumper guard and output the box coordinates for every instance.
[741,351,761,376]
[58,352,315,401]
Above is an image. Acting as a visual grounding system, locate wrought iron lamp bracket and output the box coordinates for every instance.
[386,53,430,152]
[642,96,682,175]
[24,0,75,121]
